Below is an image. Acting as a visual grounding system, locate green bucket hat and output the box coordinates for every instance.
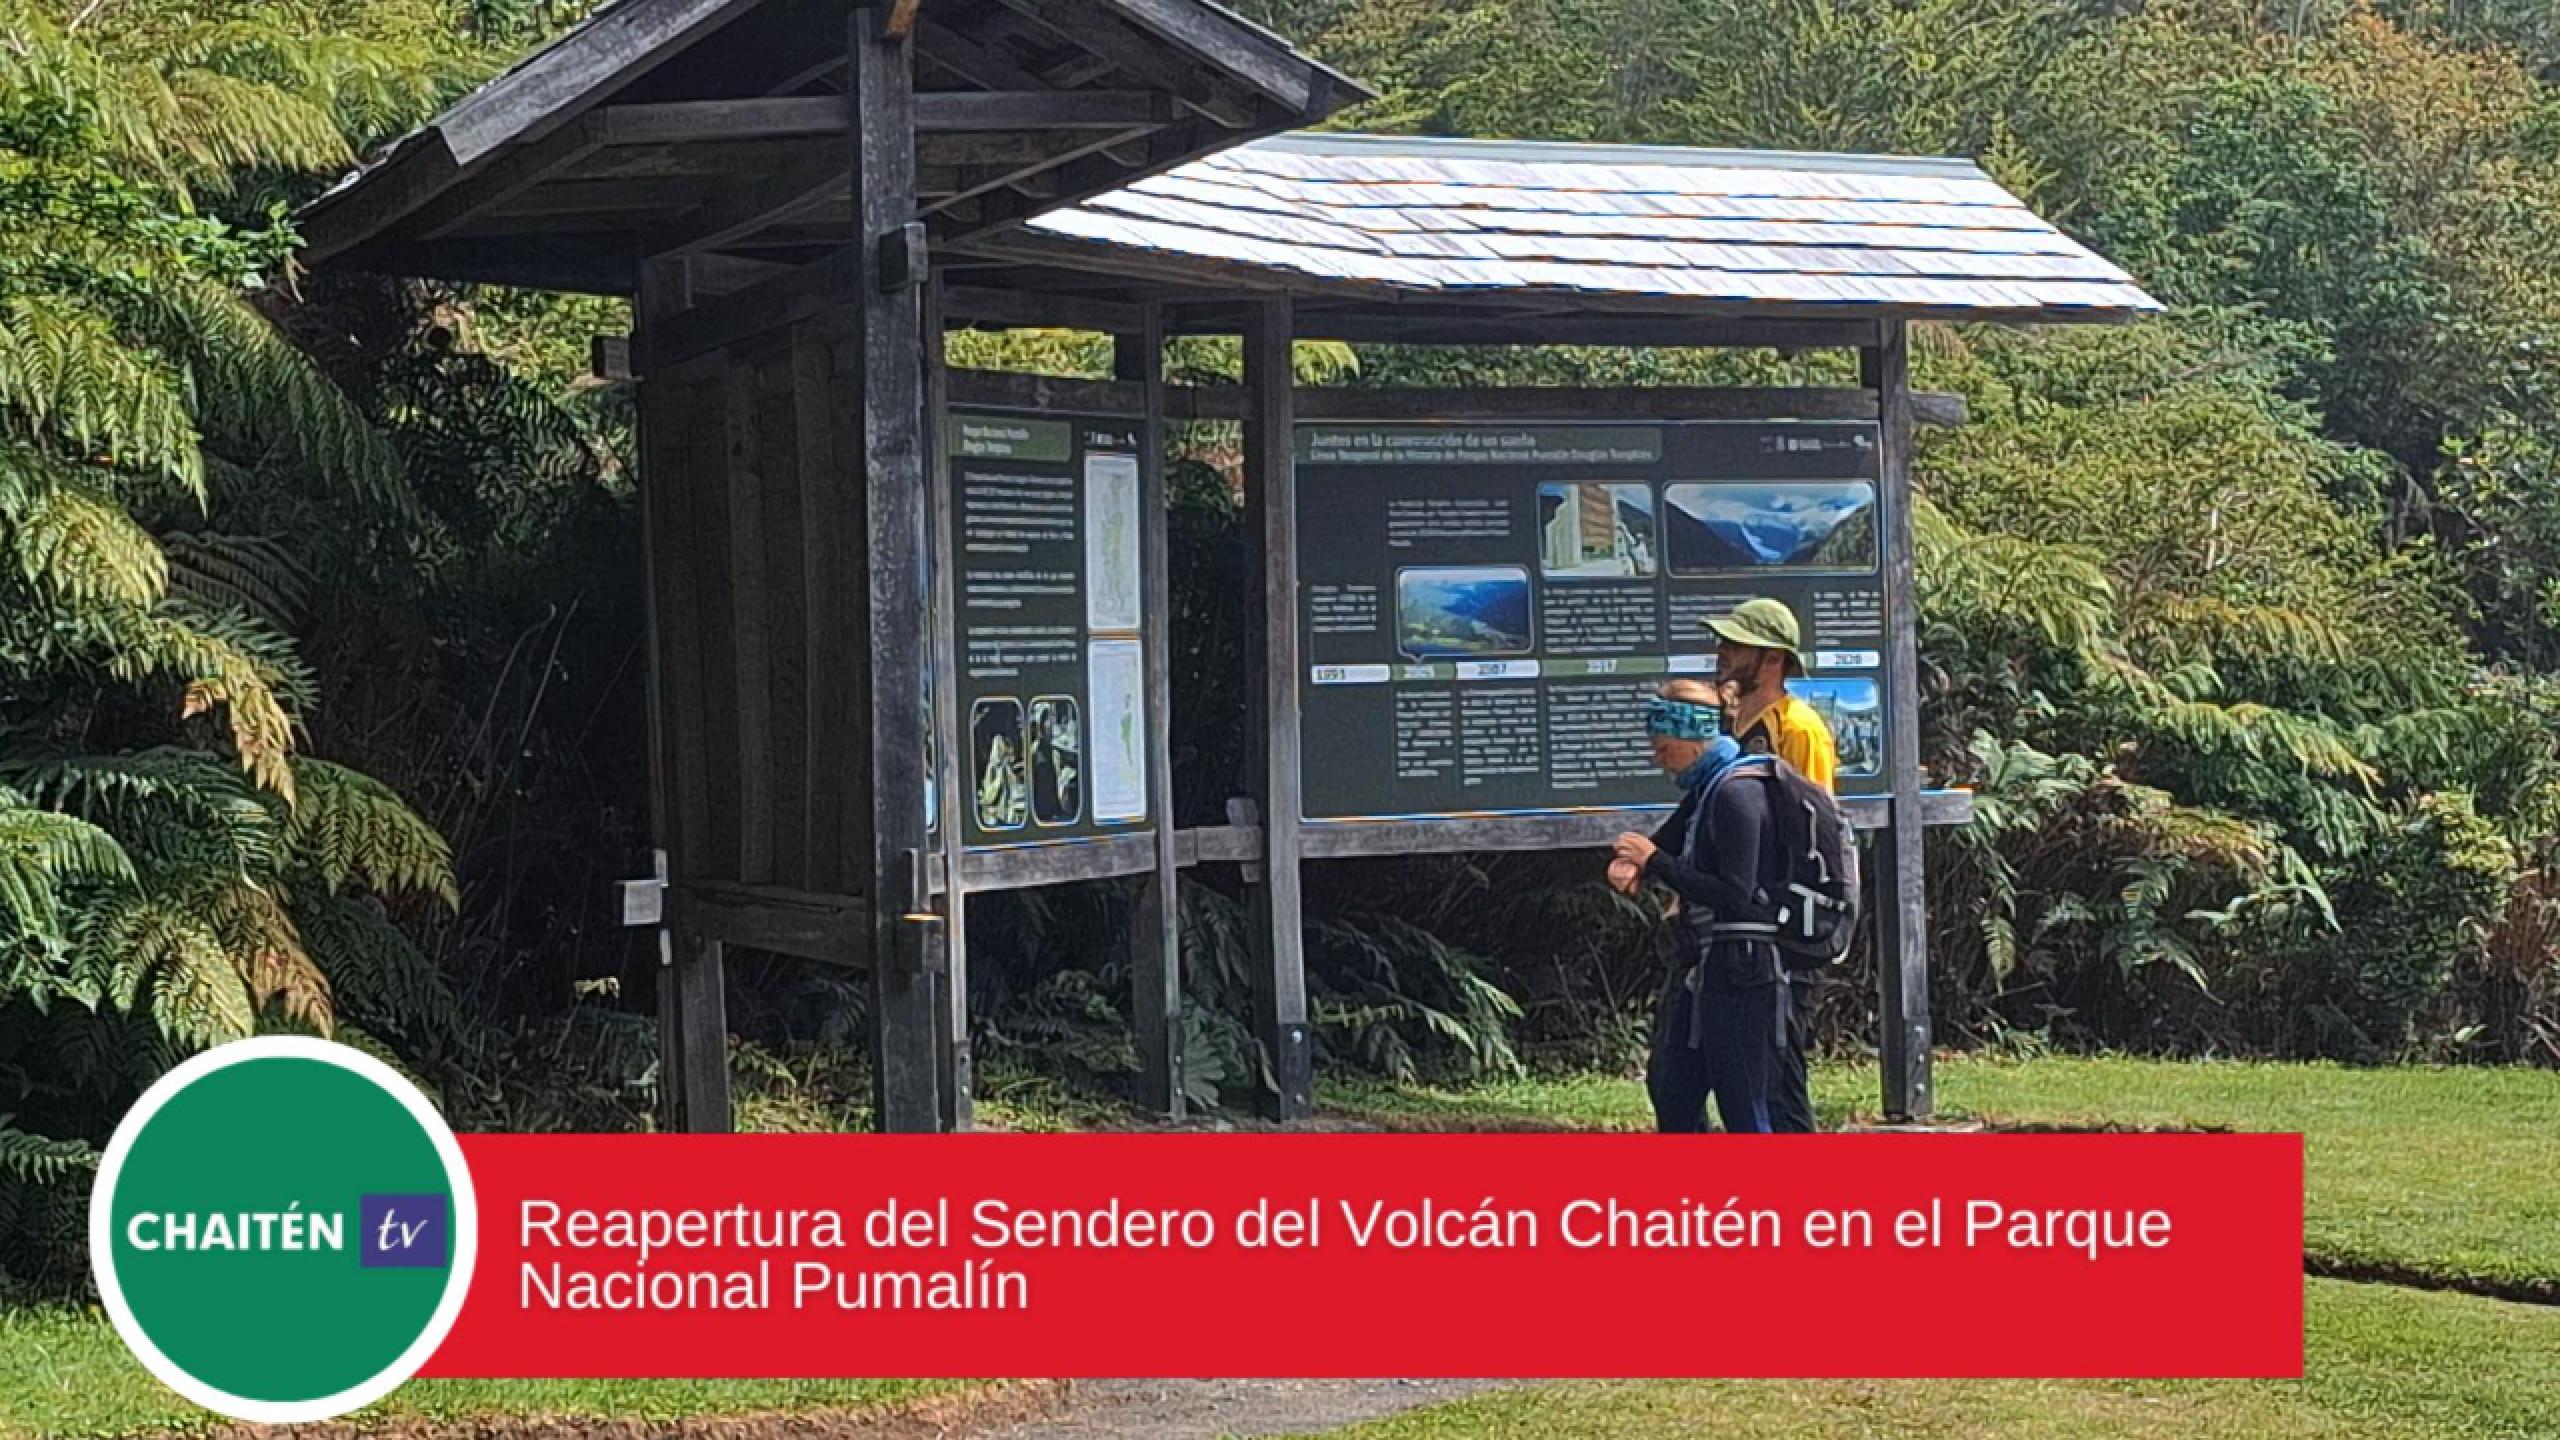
[1705,597,1805,674]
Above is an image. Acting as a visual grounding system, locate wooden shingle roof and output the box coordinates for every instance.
[1003,132,2159,324]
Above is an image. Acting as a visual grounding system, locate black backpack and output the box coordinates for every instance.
[1704,756,1863,969]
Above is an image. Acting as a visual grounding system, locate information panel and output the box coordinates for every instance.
[950,410,1152,850]
[1296,419,1889,821]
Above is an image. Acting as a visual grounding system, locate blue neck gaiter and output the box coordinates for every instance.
[1677,735,1744,792]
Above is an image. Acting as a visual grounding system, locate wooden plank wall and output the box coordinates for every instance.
[640,308,874,916]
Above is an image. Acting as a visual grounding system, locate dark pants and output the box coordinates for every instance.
[1648,961,1817,1134]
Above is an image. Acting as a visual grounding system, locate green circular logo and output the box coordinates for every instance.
[90,1037,478,1423]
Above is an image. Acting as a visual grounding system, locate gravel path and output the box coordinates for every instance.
[970,1379,1508,1440]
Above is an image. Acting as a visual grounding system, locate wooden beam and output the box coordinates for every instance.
[916,16,1050,91]
[665,884,868,964]
[1865,321,1935,1123]
[918,89,1171,131]
[850,4,947,1135]
[952,118,1223,246]
[1241,297,1312,1123]
[948,369,1144,415]
[1165,385,1969,425]
[1086,0,1323,112]
[404,116,609,241]
[645,146,849,256]
[347,236,637,295]
[1124,307,1184,1118]
[941,284,1145,334]
[962,835,1161,890]
[923,274,975,1131]
[435,0,771,163]
[920,132,1090,168]
[596,96,849,146]
[673,932,734,1131]
[921,120,1161,219]
[645,248,864,370]
[1290,794,1969,859]
[983,0,1258,127]
[634,262,687,1135]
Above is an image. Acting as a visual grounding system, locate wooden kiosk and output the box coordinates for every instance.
[303,0,2159,1133]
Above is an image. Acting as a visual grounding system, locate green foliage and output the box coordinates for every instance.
[2257,791,2519,1058]
[0,0,467,1292]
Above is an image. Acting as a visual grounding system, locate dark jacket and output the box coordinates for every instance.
[1644,768,1787,994]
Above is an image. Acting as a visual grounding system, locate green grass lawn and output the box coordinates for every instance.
[0,1307,973,1440]
[1328,1055,2560,1294]
[7,1056,2552,1439]
[1320,1278,2559,1439]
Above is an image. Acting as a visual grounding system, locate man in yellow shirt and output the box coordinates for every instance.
[1705,597,1838,792]
[1703,596,1836,1134]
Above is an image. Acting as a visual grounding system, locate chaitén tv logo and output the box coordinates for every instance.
[91,1037,478,1423]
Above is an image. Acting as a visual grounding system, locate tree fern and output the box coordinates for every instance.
[0,454,168,608]
[0,1122,96,1186]
[284,758,457,905]
[0,788,134,946]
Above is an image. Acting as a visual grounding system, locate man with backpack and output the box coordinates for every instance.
[1610,679,1856,1134]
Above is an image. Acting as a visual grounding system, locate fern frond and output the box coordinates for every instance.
[137,279,415,518]
[161,531,309,629]
[284,759,457,905]
[146,928,257,1049]
[7,749,282,878]
[0,787,138,945]
[0,297,204,494]
[0,1124,98,1186]
[90,605,306,799]
[0,448,169,608]
[206,883,332,1036]
[295,893,459,1043]
[75,890,229,1016]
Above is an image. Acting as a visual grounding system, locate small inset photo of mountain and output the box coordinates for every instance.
[1395,565,1536,660]
[1663,481,1878,576]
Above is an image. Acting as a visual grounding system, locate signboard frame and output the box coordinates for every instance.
[1291,415,1894,830]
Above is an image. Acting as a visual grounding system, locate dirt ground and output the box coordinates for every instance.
[971,1380,1507,1439]
[202,1380,1506,1440]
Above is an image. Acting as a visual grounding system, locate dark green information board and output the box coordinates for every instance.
[949,409,1153,850]
[1295,419,1889,821]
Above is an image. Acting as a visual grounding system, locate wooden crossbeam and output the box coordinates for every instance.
[983,0,1257,127]
[645,146,847,256]
[591,90,1169,147]
[402,116,609,242]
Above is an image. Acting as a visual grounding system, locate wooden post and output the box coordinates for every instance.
[849,3,945,1133]
[637,255,734,1134]
[1120,307,1184,1117]
[924,271,973,1130]
[1864,321,1934,1121]
[1242,298,1312,1122]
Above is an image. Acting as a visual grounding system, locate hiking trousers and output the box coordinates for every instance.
[1647,962,1816,1135]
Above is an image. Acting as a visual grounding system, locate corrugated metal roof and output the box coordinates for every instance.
[1026,132,2160,322]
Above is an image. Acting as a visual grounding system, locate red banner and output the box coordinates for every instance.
[425,1133,2302,1380]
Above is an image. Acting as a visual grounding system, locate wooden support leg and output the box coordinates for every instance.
[849,4,948,1132]
[676,932,734,1133]
[1864,321,1935,1121]
[1242,299,1312,1122]
[1120,311,1186,1118]
[654,927,686,1131]
[924,276,973,1132]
